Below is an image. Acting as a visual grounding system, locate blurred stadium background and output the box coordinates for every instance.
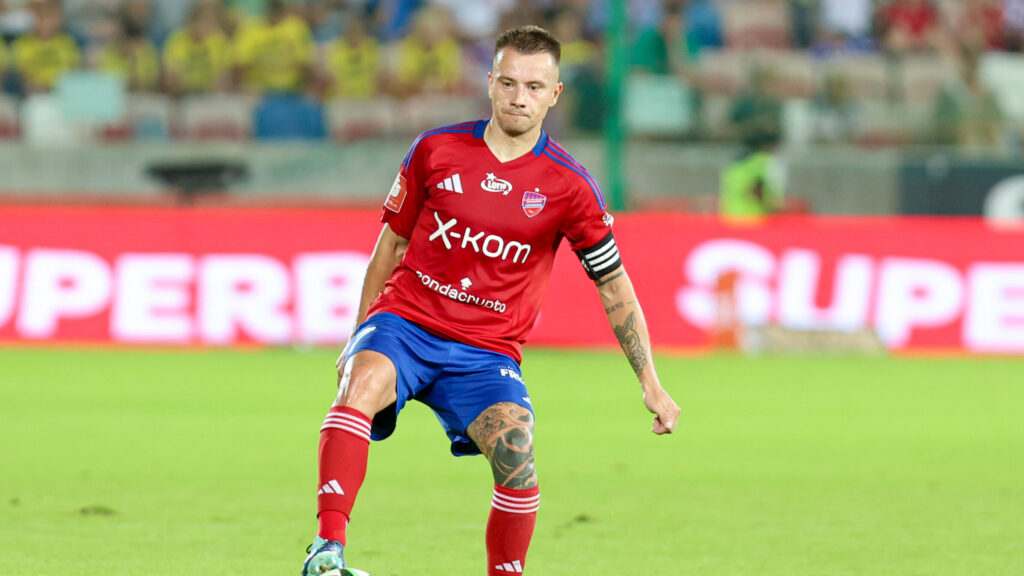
[1,1,1023,575]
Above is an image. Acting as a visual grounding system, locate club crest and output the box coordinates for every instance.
[522,190,546,217]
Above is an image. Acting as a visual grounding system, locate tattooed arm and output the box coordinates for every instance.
[596,266,681,435]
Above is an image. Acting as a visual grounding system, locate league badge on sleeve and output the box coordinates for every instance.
[385,172,408,212]
[522,189,546,218]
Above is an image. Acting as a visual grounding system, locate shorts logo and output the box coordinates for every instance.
[385,172,408,212]
[522,189,546,218]
[603,212,614,227]
[500,368,525,384]
[481,173,513,196]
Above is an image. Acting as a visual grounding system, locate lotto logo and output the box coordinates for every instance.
[481,173,513,195]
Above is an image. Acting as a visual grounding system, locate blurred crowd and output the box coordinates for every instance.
[0,0,1019,150]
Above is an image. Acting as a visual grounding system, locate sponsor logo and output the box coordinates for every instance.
[428,211,532,264]
[603,213,615,227]
[436,173,464,193]
[414,270,507,313]
[674,238,1024,351]
[500,368,525,384]
[481,172,513,195]
[0,248,369,345]
[385,172,407,212]
[318,479,345,495]
[460,277,472,290]
[522,189,546,218]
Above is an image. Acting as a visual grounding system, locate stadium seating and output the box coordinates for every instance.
[178,94,256,141]
[100,93,174,141]
[722,0,792,50]
[400,94,488,135]
[0,93,20,139]
[326,97,398,141]
[253,93,328,140]
[624,74,694,137]
[979,52,1024,124]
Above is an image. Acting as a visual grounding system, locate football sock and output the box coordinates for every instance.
[316,406,372,546]
[486,484,540,575]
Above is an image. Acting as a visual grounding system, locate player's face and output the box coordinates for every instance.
[488,48,562,138]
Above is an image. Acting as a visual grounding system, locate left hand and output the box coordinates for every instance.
[643,386,681,435]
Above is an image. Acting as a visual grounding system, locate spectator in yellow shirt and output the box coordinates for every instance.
[12,1,81,93]
[95,14,160,92]
[163,3,233,95]
[391,5,463,97]
[0,37,7,78]
[233,0,315,94]
[322,14,381,99]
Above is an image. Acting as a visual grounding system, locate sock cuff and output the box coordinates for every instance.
[491,484,540,514]
[321,406,372,441]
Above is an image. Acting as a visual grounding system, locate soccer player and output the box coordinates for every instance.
[302,24,681,576]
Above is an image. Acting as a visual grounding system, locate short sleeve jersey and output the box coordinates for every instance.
[368,119,614,363]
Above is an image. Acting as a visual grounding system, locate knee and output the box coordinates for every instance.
[491,427,537,489]
[334,351,397,416]
[469,403,538,489]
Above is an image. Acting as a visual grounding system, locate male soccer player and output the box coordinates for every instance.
[302,25,681,576]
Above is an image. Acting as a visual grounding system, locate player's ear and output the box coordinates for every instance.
[550,81,563,107]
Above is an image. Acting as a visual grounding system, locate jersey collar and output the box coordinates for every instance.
[474,118,549,157]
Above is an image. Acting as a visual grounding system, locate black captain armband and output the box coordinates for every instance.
[575,232,622,281]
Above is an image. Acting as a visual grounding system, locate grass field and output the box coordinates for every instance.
[1,347,1022,576]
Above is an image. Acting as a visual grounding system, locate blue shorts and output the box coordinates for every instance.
[345,312,532,456]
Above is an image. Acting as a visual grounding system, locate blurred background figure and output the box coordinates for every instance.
[878,0,944,54]
[932,49,1004,153]
[233,0,315,94]
[720,63,785,218]
[162,1,233,96]
[0,0,34,42]
[812,70,858,143]
[12,0,79,94]
[631,1,698,76]
[389,4,462,97]
[1006,0,1024,50]
[550,6,602,135]
[816,0,875,52]
[93,8,160,92]
[119,0,164,47]
[320,10,381,99]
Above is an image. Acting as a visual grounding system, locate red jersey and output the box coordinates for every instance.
[367,119,614,362]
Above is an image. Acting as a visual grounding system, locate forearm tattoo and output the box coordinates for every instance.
[605,302,624,314]
[468,403,537,489]
[613,311,648,376]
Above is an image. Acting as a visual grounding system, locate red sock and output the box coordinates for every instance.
[316,406,371,546]
[486,484,540,575]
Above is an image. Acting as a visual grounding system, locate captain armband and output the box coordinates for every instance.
[575,232,622,281]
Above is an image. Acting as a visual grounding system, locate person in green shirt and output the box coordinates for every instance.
[719,146,784,218]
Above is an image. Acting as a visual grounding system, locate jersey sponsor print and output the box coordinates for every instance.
[370,120,613,361]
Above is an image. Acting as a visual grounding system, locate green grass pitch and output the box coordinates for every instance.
[1,347,1022,575]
